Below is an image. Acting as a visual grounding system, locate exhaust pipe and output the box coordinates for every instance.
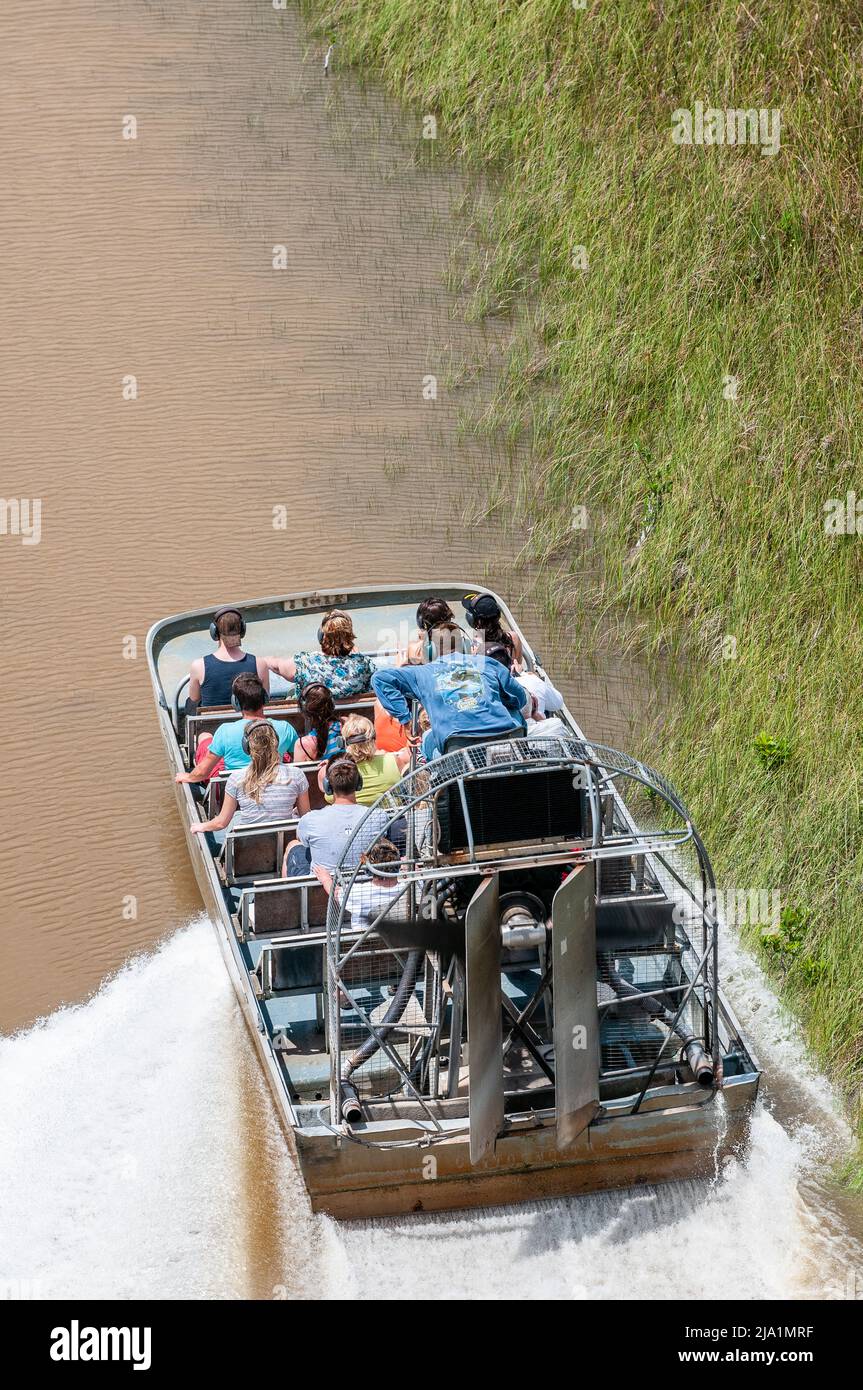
[339,1081,363,1124]
[681,1038,713,1086]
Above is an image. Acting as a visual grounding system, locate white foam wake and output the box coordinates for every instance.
[0,920,251,1299]
[1,918,860,1301]
[321,1109,853,1301]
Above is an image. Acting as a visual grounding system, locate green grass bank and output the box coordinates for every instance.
[298,0,863,1170]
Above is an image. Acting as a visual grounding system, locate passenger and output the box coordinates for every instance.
[320,714,409,805]
[292,682,345,763]
[187,607,270,708]
[190,720,310,835]
[516,667,565,719]
[265,610,375,699]
[405,595,458,663]
[461,592,524,669]
[282,754,384,876]
[176,673,297,784]
[372,621,531,757]
[312,839,404,928]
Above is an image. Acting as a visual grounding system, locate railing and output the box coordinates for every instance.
[320,737,720,1143]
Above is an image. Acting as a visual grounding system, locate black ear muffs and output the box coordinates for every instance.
[297,681,331,717]
[462,592,502,631]
[210,606,246,642]
[317,610,354,649]
[323,754,364,797]
[461,593,480,629]
[241,718,271,756]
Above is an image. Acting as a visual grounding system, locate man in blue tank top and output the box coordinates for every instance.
[187,606,269,708]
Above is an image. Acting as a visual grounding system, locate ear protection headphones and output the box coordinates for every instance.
[422,628,469,662]
[323,753,363,797]
[241,718,272,756]
[297,681,331,716]
[461,593,480,629]
[210,606,246,642]
[417,611,441,657]
[316,610,353,647]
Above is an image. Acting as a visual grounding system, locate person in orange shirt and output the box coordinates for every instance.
[375,699,408,753]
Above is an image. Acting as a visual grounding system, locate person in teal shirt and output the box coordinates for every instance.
[176,673,297,782]
[206,715,296,770]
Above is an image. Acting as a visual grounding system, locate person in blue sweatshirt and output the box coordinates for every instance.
[371,621,531,757]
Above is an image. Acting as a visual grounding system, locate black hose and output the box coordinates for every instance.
[605,965,713,1086]
[342,949,424,1080]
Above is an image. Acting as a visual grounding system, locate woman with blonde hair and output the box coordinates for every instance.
[192,719,310,834]
[319,713,409,806]
[265,609,375,699]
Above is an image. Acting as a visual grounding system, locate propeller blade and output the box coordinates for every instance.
[552,861,601,1147]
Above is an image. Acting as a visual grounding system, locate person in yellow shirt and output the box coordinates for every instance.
[319,714,410,806]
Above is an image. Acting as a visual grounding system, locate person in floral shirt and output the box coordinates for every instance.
[265,609,375,699]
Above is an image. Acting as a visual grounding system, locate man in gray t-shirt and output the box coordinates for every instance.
[282,754,388,877]
[296,802,367,871]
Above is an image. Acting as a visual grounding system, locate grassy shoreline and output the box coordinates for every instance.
[298,0,863,1173]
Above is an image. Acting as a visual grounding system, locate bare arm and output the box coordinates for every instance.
[264,656,297,681]
[191,792,238,834]
[295,787,311,818]
[312,864,334,895]
[255,657,271,695]
[176,751,219,784]
[187,657,205,704]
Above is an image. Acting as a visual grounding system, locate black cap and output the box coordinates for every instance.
[462,592,501,623]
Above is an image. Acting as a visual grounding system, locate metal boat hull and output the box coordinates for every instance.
[295,1077,757,1218]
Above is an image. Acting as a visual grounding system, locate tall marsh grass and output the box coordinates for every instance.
[299,0,863,1167]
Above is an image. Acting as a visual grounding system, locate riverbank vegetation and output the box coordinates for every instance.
[299,0,863,1171]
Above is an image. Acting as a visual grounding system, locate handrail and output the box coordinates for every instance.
[330,735,698,884]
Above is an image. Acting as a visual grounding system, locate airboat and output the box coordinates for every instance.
[147,583,760,1217]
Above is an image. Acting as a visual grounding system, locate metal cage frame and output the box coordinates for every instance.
[324,735,723,1145]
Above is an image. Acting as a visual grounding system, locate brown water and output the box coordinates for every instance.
[0,0,647,1036]
[1,0,860,1302]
